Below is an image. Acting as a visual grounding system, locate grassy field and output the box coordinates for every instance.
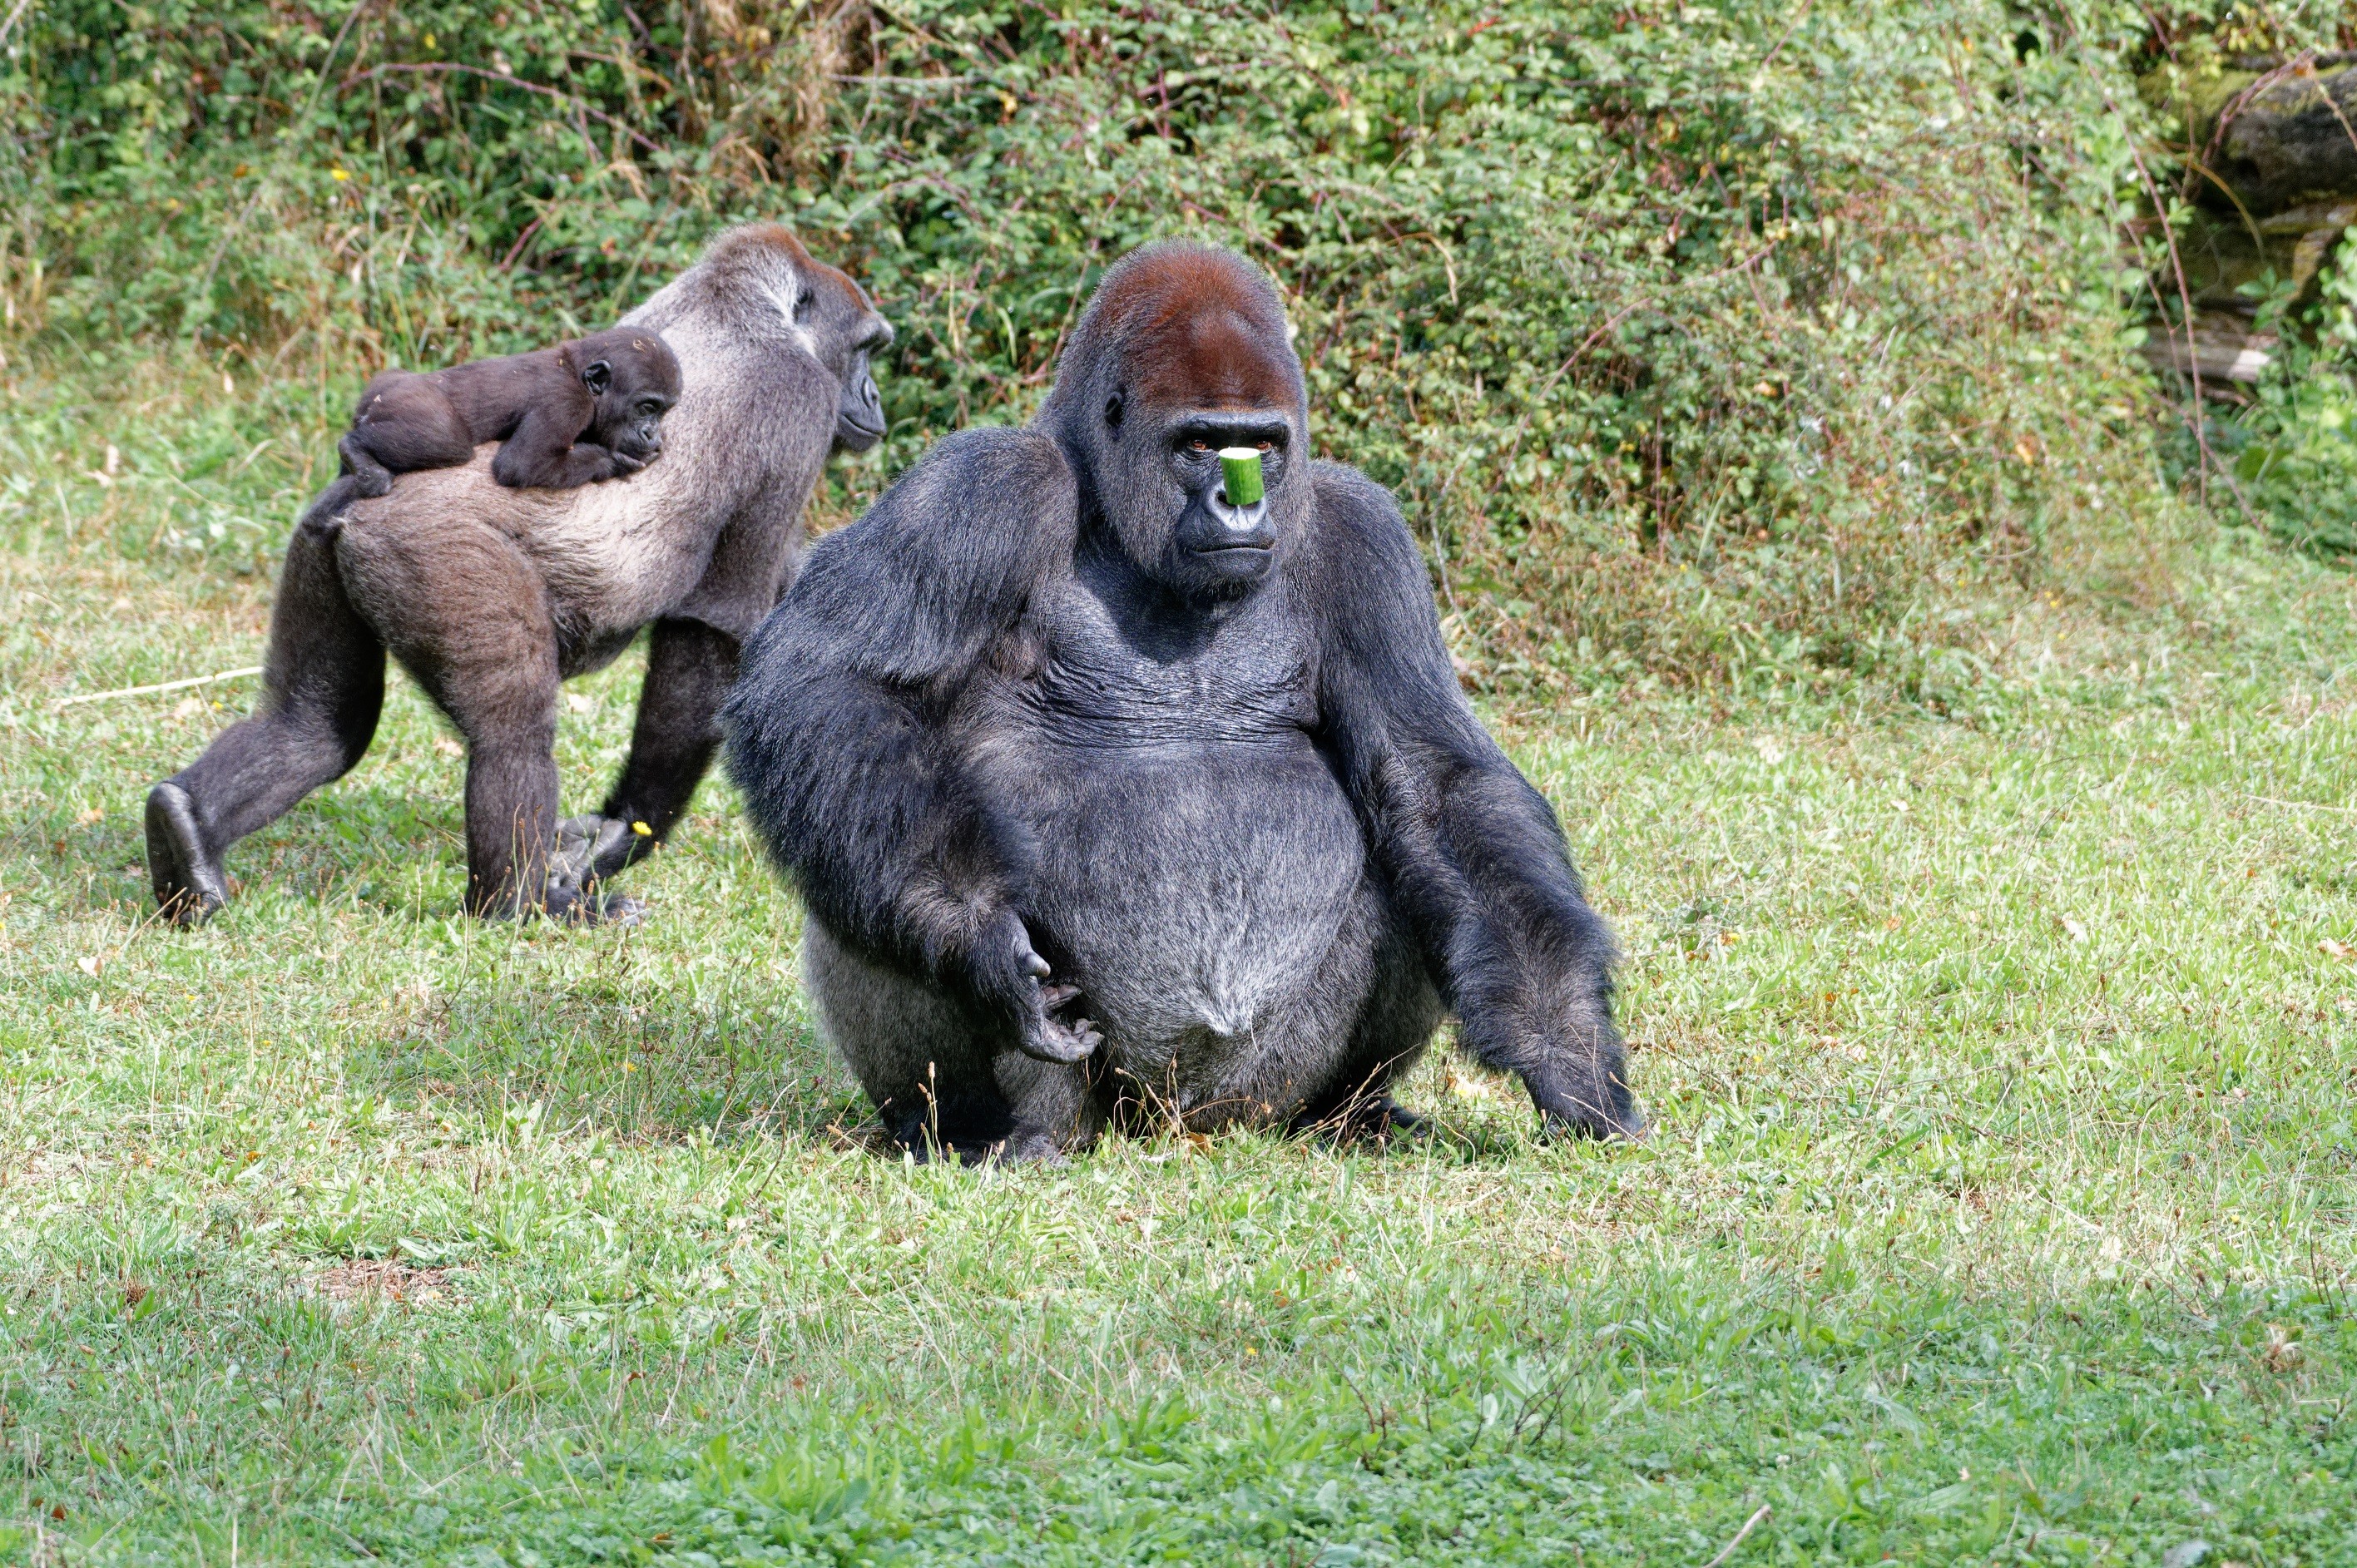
[2,357,2356,1566]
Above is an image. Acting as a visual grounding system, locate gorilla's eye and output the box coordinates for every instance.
[1190,438,1211,453]
[793,289,815,322]
[1255,440,1273,452]
[1104,393,1125,431]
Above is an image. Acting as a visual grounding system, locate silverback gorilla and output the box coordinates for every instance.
[148,226,891,924]
[723,242,1637,1158]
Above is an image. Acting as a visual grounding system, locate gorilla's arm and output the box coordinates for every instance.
[722,428,1098,1065]
[1306,465,1638,1138]
[490,399,622,490]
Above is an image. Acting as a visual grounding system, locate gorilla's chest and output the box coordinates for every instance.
[972,577,1369,1058]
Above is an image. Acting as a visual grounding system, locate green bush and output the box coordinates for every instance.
[2228,230,2357,554]
[0,0,2211,698]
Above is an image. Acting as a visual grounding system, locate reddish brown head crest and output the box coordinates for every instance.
[711,223,815,270]
[1087,246,1301,414]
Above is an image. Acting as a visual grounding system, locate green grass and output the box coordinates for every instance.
[2,352,2356,1566]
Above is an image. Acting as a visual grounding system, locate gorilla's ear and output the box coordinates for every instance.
[1103,390,1125,432]
[581,359,612,396]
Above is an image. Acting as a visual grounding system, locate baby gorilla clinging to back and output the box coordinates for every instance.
[339,326,682,497]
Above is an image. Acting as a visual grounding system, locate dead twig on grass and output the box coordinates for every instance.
[1701,1503,1772,1568]
[55,665,264,709]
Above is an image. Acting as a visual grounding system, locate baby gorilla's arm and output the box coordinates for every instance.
[490,403,623,490]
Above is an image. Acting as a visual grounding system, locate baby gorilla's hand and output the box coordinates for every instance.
[971,908,1101,1065]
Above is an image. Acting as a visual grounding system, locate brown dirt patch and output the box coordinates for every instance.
[305,1258,453,1303]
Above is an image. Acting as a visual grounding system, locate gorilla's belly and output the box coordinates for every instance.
[994,736,1369,1076]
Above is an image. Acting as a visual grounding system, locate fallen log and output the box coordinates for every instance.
[2137,313,2277,387]
[2148,61,2357,217]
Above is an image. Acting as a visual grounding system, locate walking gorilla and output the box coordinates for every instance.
[148,225,890,925]
[725,241,1637,1159]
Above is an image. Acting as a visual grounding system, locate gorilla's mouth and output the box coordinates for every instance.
[835,355,888,449]
[1186,538,1275,586]
[1181,487,1276,583]
[836,407,886,453]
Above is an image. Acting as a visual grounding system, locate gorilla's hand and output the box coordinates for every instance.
[1521,1057,1645,1141]
[552,814,632,891]
[971,908,1102,1065]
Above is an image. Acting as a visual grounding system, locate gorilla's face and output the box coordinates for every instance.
[755,239,894,453]
[795,257,894,454]
[1141,407,1290,592]
[1068,257,1309,601]
[577,332,683,472]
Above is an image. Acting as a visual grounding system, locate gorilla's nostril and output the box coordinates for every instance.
[1210,493,1268,532]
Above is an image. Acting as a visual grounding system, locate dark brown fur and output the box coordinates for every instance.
[338,327,682,498]
[146,226,892,925]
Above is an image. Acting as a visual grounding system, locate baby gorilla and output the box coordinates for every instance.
[338,327,682,497]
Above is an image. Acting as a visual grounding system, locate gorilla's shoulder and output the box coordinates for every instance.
[1305,458,1400,514]
[761,427,1077,684]
[1304,461,1419,561]
[909,426,1078,504]
[813,426,1077,570]
[1300,460,1430,607]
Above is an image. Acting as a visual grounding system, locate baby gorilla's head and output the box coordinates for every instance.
[572,328,684,472]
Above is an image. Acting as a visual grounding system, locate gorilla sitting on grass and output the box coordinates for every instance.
[724,241,1638,1160]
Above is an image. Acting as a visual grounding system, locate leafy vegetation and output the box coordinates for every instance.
[4,0,2249,696]
[2127,4,2357,554]
[2225,233,2357,554]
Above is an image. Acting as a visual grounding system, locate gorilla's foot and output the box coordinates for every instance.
[990,1125,1070,1165]
[1297,1095,1429,1147]
[146,783,226,926]
[552,814,632,882]
[882,1105,1066,1166]
[542,818,644,927]
[556,892,647,928]
[588,893,648,927]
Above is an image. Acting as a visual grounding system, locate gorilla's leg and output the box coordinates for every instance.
[587,617,740,881]
[1206,891,1442,1136]
[1289,927,1444,1145]
[805,922,1095,1162]
[336,433,398,499]
[455,679,563,920]
[992,1049,1104,1161]
[334,514,571,920]
[148,514,387,923]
